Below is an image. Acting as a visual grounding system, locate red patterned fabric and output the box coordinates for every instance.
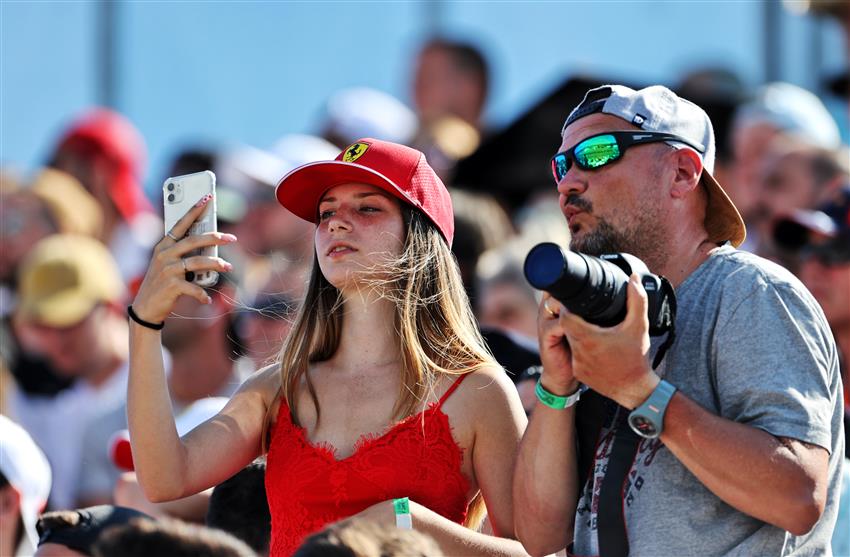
[265,374,471,556]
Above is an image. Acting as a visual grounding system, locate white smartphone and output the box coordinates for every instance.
[163,170,219,287]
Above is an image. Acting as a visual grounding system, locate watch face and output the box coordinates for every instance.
[629,414,659,438]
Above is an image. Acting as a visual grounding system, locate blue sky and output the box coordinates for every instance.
[2,1,846,196]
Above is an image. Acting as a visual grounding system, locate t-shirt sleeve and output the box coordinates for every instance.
[711,277,837,452]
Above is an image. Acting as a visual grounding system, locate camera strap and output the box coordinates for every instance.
[651,276,677,370]
[576,394,641,557]
[597,408,641,557]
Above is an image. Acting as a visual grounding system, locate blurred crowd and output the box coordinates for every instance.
[1,6,849,555]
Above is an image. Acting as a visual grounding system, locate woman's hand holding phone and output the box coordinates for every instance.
[131,194,236,326]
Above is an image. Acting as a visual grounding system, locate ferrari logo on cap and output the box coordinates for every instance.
[342,142,369,163]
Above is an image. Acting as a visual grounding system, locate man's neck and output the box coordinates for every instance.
[653,238,718,289]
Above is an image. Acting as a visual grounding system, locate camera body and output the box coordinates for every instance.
[524,242,674,336]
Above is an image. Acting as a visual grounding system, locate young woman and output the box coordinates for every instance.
[127,139,529,556]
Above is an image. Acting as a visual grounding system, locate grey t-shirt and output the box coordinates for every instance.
[572,246,844,556]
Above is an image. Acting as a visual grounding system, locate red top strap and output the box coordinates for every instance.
[437,373,469,407]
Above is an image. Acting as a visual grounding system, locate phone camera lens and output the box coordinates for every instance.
[167,183,175,191]
[167,193,175,202]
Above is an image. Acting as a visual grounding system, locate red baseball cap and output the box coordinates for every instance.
[275,138,454,246]
[55,108,152,223]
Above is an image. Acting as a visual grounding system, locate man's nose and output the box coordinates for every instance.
[556,168,589,197]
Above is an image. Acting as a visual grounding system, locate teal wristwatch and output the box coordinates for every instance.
[628,380,676,439]
[535,378,586,410]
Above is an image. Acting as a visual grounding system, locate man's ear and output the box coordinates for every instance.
[670,148,703,198]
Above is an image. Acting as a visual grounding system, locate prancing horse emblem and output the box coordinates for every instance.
[342,142,369,163]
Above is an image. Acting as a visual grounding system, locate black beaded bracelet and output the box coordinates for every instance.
[127,305,165,331]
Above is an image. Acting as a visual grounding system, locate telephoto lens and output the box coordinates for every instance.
[525,243,677,368]
[524,243,630,327]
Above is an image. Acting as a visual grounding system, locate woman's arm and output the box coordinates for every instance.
[127,197,269,501]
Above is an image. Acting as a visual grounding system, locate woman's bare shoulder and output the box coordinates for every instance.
[235,363,282,404]
[444,365,520,416]
[443,365,525,442]
[459,365,516,395]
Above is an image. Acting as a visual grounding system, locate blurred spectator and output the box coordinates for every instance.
[0,415,52,557]
[206,459,270,556]
[0,169,103,285]
[48,108,161,283]
[293,517,443,557]
[9,234,128,510]
[35,505,151,557]
[755,143,849,264]
[92,516,257,557]
[731,82,841,250]
[449,188,515,302]
[774,185,850,453]
[320,87,417,148]
[162,274,250,409]
[1,169,103,398]
[238,258,308,368]
[475,240,539,343]
[413,38,489,133]
[411,38,491,181]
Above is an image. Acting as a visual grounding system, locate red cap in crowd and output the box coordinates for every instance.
[275,138,454,246]
[54,108,152,223]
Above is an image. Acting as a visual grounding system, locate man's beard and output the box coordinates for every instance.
[571,218,633,256]
[567,196,669,272]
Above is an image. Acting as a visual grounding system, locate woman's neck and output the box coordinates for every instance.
[332,290,401,372]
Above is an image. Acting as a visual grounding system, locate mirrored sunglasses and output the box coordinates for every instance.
[551,131,704,184]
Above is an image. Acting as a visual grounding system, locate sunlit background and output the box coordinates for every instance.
[2,1,847,195]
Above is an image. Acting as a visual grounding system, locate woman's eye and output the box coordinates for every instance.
[319,209,334,221]
[360,206,379,213]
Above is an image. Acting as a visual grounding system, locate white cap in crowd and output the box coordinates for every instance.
[322,87,418,146]
[0,415,52,553]
[733,82,841,149]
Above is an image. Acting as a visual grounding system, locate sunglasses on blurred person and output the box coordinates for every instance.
[799,240,850,267]
[252,295,297,320]
[550,131,705,184]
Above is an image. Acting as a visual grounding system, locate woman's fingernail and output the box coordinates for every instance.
[223,262,233,271]
[195,194,212,208]
[221,233,237,242]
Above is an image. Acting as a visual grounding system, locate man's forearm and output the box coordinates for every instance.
[513,403,580,556]
[661,391,828,535]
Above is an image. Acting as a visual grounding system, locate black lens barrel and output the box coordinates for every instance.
[524,242,629,327]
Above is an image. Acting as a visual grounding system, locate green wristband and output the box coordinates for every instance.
[393,497,410,515]
[535,378,586,410]
[393,497,412,529]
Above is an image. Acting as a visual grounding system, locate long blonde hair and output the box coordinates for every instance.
[265,207,494,528]
[278,207,496,423]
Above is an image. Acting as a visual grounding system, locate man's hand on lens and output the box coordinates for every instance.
[559,274,660,409]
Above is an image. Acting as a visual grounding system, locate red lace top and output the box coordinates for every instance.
[265,374,471,556]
